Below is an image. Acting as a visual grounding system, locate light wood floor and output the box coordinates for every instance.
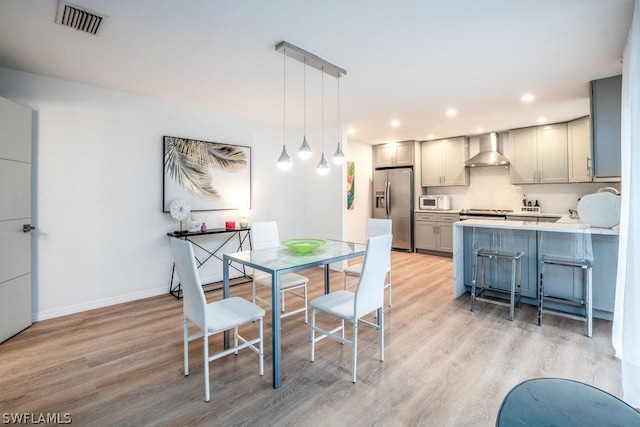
[0,252,621,426]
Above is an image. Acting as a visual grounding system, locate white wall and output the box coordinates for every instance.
[0,67,344,320]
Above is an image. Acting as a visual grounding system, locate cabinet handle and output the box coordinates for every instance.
[586,156,592,177]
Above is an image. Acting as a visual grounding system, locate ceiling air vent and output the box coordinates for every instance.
[55,1,105,35]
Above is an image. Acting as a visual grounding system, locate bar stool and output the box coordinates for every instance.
[470,227,524,321]
[538,226,593,337]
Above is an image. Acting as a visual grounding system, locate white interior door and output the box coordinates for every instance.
[0,97,33,343]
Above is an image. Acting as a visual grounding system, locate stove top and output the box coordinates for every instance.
[460,209,514,214]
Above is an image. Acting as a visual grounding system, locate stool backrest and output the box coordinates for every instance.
[539,225,593,264]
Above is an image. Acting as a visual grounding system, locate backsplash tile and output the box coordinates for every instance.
[423,166,618,214]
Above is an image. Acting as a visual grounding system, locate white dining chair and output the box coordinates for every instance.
[344,218,393,306]
[171,238,264,402]
[310,233,392,383]
[251,221,309,323]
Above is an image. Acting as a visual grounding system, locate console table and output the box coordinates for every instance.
[167,227,252,298]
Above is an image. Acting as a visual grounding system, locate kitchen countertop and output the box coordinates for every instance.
[453,218,619,236]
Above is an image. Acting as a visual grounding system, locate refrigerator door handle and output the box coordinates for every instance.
[385,181,391,216]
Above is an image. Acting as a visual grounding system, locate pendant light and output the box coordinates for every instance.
[298,59,312,160]
[332,77,345,165]
[277,46,292,171]
[316,67,330,176]
[275,41,346,173]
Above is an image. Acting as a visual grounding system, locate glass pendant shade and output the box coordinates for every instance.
[298,136,312,159]
[332,142,345,164]
[277,144,292,171]
[316,152,330,176]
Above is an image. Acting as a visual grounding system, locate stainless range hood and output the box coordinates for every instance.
[464,132,510,167]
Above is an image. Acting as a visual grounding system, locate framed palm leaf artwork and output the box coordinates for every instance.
[163,136,251,212]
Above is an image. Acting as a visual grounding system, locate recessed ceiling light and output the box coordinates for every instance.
[537,117,547,123]
[521,93,535,103]
[446,109,457,117]
[426,134,435,140]
[476,127,484,133]
[390,119,400,128]
[347,128,356,136]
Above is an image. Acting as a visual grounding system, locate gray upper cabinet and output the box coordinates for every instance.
[590,75,621,182]
[420,136,469,187]
[509,123,568,184]
[373,140,414,168]
[568,116,592,183]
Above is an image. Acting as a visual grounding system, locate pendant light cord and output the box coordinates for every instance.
[337,77,340,141]
[321,66,324,151]
[303,59,306,135]
[283,47,286,146]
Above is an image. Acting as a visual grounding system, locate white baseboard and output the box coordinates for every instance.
[32,286,168,322]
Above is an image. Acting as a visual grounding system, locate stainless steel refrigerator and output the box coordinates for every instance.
[373,167,413,251]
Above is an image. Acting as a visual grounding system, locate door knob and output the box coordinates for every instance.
[23,224,36,233]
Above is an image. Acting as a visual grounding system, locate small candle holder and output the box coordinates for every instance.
[225,221,236,229]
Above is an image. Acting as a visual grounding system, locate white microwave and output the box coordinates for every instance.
[419,195,451,210]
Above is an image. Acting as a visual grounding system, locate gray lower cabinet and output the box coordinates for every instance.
[415,212,459,253]
[463,227,537,298]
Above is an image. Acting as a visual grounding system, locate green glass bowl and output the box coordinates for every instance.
[282,238,326,253]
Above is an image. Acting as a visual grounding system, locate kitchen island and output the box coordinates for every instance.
[452,218,619,320]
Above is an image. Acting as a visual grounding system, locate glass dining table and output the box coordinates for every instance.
[222,239,366,389]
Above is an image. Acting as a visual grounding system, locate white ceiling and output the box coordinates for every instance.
[0,0,634,145]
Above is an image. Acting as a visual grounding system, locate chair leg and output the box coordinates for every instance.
[471,253,479,312]
[252,280,257,305]
[234,326,239,355]
[586,266,593,338]
[310,309,316,362]
[303,284,308,324]
[509,257,516,321]
[352,321,358,383]
[183,317,189,376]
[258,317,264,375]
[379,308,385,362]
[204,334,210,402]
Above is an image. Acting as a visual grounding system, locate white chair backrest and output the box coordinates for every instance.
[366,218,392,239]
[171,238,207,330]
[354,234,392,317]
[251,221,280,250]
